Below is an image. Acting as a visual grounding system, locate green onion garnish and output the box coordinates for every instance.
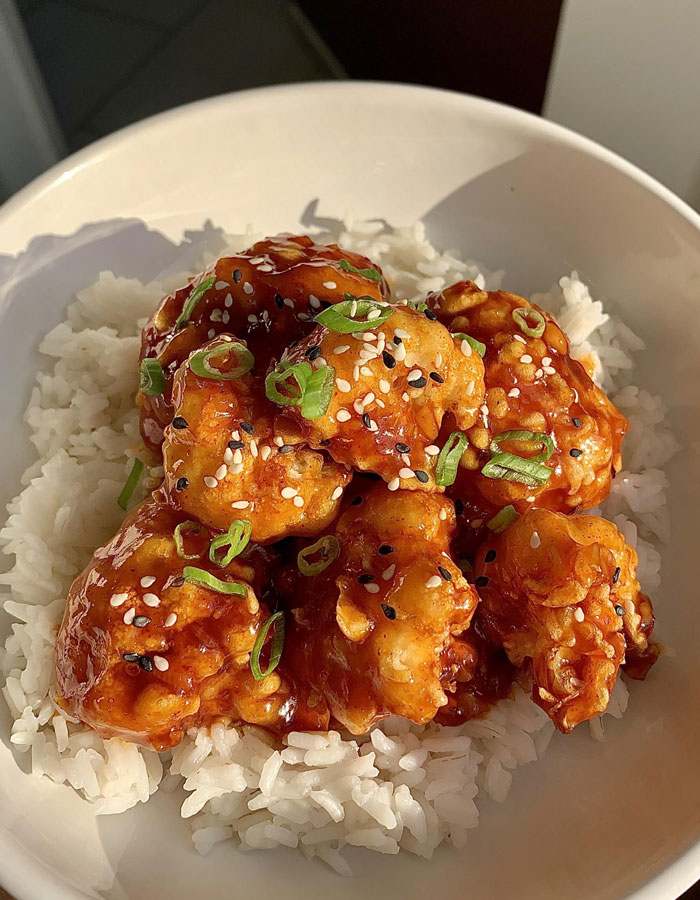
[452,332,486,358]
[209,519,251,567]
[486,505,518,533]
[175,276,216,329]
[189,341,254,380]
[481,452,552,487]
[174,520,205,559]
[139,358,166,396]
[265,361,335,418]
[117,458,144,510]
[182,566,247,595]
[338,258,382,282]
[512,307,546,339]
[297,535,340,575]
[490,430,555,463]
[301,365,336,419]
[250,611,285,681]
[435,431,468,486]
[314,298,393,333]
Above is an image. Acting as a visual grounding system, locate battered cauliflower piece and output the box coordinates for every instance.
[55,497,326,751]
[286,484,479,733]
[138,235,388,449]
[161,336,350,543]
[427,282,627,516]
[472,507,656,732]
[274,305,485,491]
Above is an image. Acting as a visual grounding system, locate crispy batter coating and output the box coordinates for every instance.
[275,306,485,491]
[138,235,387,449]
[55,497,326,751]
[285,484,479,733]
[161,336,350,543]
[472,507,656,732]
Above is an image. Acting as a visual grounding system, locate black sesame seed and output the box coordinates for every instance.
[381,604,397,620]
[228,440,245,450]
[429,372,444,384]
[424,308,438,321]
[240,421,255,434]
[484,549,497,563]
[378,544,395,555]
[569,448,583,458]
[454,499,464,516]
[358,573,375,584]
[437,565,452,582]
[393,335,402,345]
[133,615,151,628]
[612,566,621,585]
[572,417,582,428]
[475,575,490,588]
[233,269,242,284]
[408,376,427,388]
[350,495,363,506]
[382,350,396,369]
[278,444,294,454]
[362,412,371,428]
[615,604,626,616]
[289,340,299,349]
[319,438,331,447]
[274,293,284,308]
[171,576,185,588]
[122,652,139,663]
[176,476,189,492]
[172,416,189,430]
[306,345,322,361]
[138,655,154,672]
[395,442,411,454]
[414,470,429,483]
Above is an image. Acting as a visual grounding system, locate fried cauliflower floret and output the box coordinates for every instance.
[161,336,350,543]
[427,282,627,515]
[286,484,479,733]
[274,305,485,491]
[54,497,325,751]
[138,235,388,449]
[472,507,656,732]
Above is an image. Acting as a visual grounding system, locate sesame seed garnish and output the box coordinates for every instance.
[401,453,411,465]
[247,314,257,324]
[215,280,228,290]
[228,440,244,451]
[207,329,216,339]
[612,566,621,584]
[305,345,322,361]
[274,293,284,308]
[243,282,254,294]
[249,256,265,265]
[260,446,272,461]
[363,332,377,342]
[395,343,407,362]
[232,269,242,283]
[399,467,415,479]
[544,366,556,375]
[437,565,452,581]
[530,531,541,548]
[165,613,178,627]
[240,422,254,435]
[170,576,185,588]
[484,549,497,563]
[381,350,396,369]
[231,430,241,441]
[521,354,533,364]
[362,412,371,428]
[353,365,360,381]
[395,442,411,453]
[110,592,128,608]
[388,477,400,491]
[425,575,442,589]
[283,298,294,308]
[414,470,429,483]
[334,345,351,355]
[513,334,526,344]
[364,583,380,594]
[309,294,321,309]
[331,486,343,500]
[353,399,365,415]
[133,615,151,628]
[378,379,391,394]
[336,378,351,392]
[293,496,304,508]
[122,653,139,663]
[378,545,394,555]
[222,311,230,324]
[402,392,409,402]
[250,440,258,458]
[382,564,396,580]
[215,464,228,480]
[232,449,243,465]
[123,607,136,625]
[466,381,475,396]
[526,495,536,502]
[614,604,625,616]
[407,368,422,381]
[358,573,375,584]
[363,392,375,406]
[569,448,582,458]
[153,655,169,672]
[572,417,582,427]
[574,607,585,622]
[204,476,218,488]
[349,299,358,317]
[508,388,520,398]
[359,348,376,360]
[424,308,437,321]
[360,366,373,377]
[367,308,382,321]
[278,444,294,454]
[230,463,243,475]
[460,340,472,357]
[394,328,410,339]
[535,368,544,378]
[231,500,250,509]
[139,656,154,672]
[143,593,160,608]
[323,281,337,289]
[172,416,188,430]
[429,372,444,383]
[381,604,397,620]
[542,357,552,366]
[273,436,284,447]
[480,404,489,416]
[435,352,443,367]
[475,576,489,588]
[281,487,298,499]
[425,445,440,456]
[337,409,351,422]
[439,508,447,520]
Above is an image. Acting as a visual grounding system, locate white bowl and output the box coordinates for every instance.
[0,82,699,900]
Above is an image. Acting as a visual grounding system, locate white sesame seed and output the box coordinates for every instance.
[232,500,249,509]
[204,476,218,488]
[530,531,541,549]
[435,352,443,367]
[153,655,169,672]
[360,366,373,377]
[222,311,230,324]
[337,409,351,422]
[143,593,160,608]
[140,576,156,588]
[293,495,304,508]
[249,256,265,265]
[231,430,240,441]
[379,379,391,394]
[281,487,298,499]
[232,449,243,465]
[388,477,400,491]
[123,607,136,625]
[352,333,365,341]
[368,419,379,432]
[394,343,406,362]
[526,495,536,502]
[359,348,376,360]
[336,378,352,392]
[544,366,556,375]
[364,583,380,594]
[362,332,377,342]
[247,314,257,324]
[334,345,351,355]
[439,508,447,520]
[399,467,415,479]
[466,380,475,396]
[243,282,254,294]
[224,293,233,307]
[230,463,243,475]
[214,280,228,290]
[363,392,375,406]
[382,564,396,580]
[209,308,222,322]
[309,294,321,309]
[349,300,357,317]
[249,440,258,458]
[165,613,177,627]
[521,354,533,364]
[402,392,410,402]
[273,436,284,447]
[425,445,440,456]
[110,592,128,608]
[401,453,411,466]
[394,328,410,339]
[508,388,520,398]
[283,297,295,308]
[542,357,552,366]
[480,404,489,416]
[353,365,360,381]
[258,264,273,273]
[212,465,226,481]
[574,607,585,622]
[207,329,216,339]
[513,334,527,344]
[332,486,343,500]
[407,369,422,382]
[323,281,337,289]
[460,339,472,357]
[376,398,386,408]
[425,575,442,589]
[260,446,271,461]
[535,368,544,378]
[367,308,382,321]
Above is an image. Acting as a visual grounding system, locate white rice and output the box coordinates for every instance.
[0,219,677,870]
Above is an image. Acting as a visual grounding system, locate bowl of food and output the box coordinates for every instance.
[0,82,698,900]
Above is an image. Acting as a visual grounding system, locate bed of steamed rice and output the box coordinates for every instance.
[0,220,678,873]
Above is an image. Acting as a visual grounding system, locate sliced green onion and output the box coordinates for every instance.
[174,520,205,559]
[481,452,552,487]
[189,341,254,380]
[301,365,336,419]
[265,360,312,406]
[486,505,518,533]
[435,431,468,486]
[250,611,285,680]
[490,430,555,463]
[338,258,382,282]
[314,298,393,333]
[209,519,251,567]
[117,458,144,510]
[297,535,341,575]
[512,307,546,338]
[139,358,166,396]
[452,332,486,358]
[183,566,247,595]
[175,276,216,329]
